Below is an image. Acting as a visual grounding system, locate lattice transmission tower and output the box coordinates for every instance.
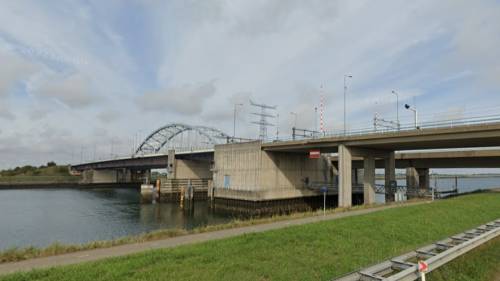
[250,100,277,140]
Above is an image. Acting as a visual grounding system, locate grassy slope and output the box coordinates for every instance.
[0,166,79,183]
[429,236,500,281]
[2,193,500,281]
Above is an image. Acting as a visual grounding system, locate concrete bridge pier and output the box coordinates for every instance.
[338,146,394,208]
[338,145,352,208]
[363,156,376,205]
[406,167,430,191]
[385,152,396,202]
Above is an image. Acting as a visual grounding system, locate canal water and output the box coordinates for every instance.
[0,188,234,250]
[0,176,498,250]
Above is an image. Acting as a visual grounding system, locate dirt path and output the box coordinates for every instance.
[0,201,428,276]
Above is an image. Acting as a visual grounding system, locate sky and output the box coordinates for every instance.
[1,0,500,169]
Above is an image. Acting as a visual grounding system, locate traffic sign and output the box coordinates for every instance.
[418,260,428,272]
[309,150,321,159]
[418,260,429,281]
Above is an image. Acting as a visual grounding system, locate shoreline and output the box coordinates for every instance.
[0,182,140,190]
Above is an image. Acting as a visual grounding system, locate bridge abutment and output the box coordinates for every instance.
[212,141,334,210]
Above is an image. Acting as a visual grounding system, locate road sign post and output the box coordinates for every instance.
[418,260,428,281]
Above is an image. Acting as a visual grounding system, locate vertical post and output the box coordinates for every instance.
[233,104,237,138]
[363,155,376,205]
[314,107,318,134]
[167,149,176,179]
[344,76,346,135]
[155,179,161,203]
[338,145,352,208]
[276,113,280,140]
[385,152,396,202]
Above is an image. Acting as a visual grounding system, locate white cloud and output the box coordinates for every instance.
[137,81,217,115]
[36,73,98,109]
[0,49,38,96]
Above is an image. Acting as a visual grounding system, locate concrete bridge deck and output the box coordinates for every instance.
[262,122,500,152]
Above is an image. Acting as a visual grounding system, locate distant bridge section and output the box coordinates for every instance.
[71,149,214,171]
[135,123,230,155]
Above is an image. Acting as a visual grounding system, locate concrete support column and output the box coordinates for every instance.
[363,156,376,205]
[417,168,430,190]
[406,167,419,189]
[338,145,352,208]
[384,151,396,202]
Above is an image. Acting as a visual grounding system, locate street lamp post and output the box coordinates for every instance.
[233,103,243,138]
[290,112,298,128]
[392,90,400,130]
[405,104,419,129]
[344,74,353,135]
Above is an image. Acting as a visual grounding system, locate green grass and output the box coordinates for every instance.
[2,193,500,281]
[0,165,80,184]
[429,236,500,281]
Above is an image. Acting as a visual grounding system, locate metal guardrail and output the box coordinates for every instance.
[333,218,500,281]
[264,114,500,143]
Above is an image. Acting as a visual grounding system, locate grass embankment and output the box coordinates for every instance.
[0,165,80,184]
[1,193,499,281]
[430,236,500,281]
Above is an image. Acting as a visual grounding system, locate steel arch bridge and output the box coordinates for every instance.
[135,123,231,155]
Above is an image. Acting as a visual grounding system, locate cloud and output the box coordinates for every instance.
[0,49,38,96]
[37,73,98,109]
[28,108,50,121]
[0,105,15,120]
[137,80,216,115]
[97,110,120,123]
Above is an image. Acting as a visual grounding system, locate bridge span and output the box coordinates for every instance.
[72,121,500,212]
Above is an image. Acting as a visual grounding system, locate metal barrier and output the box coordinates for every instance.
[333,219,500,281]
[263,114,500,143]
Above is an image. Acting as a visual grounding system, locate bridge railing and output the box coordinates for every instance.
[263,113,500,143]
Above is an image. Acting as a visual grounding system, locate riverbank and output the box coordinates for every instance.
[0,192,499,280]
[0,200,425,265]
[0,182,139,190]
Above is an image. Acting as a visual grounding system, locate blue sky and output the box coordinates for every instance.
[1,0,500,168]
